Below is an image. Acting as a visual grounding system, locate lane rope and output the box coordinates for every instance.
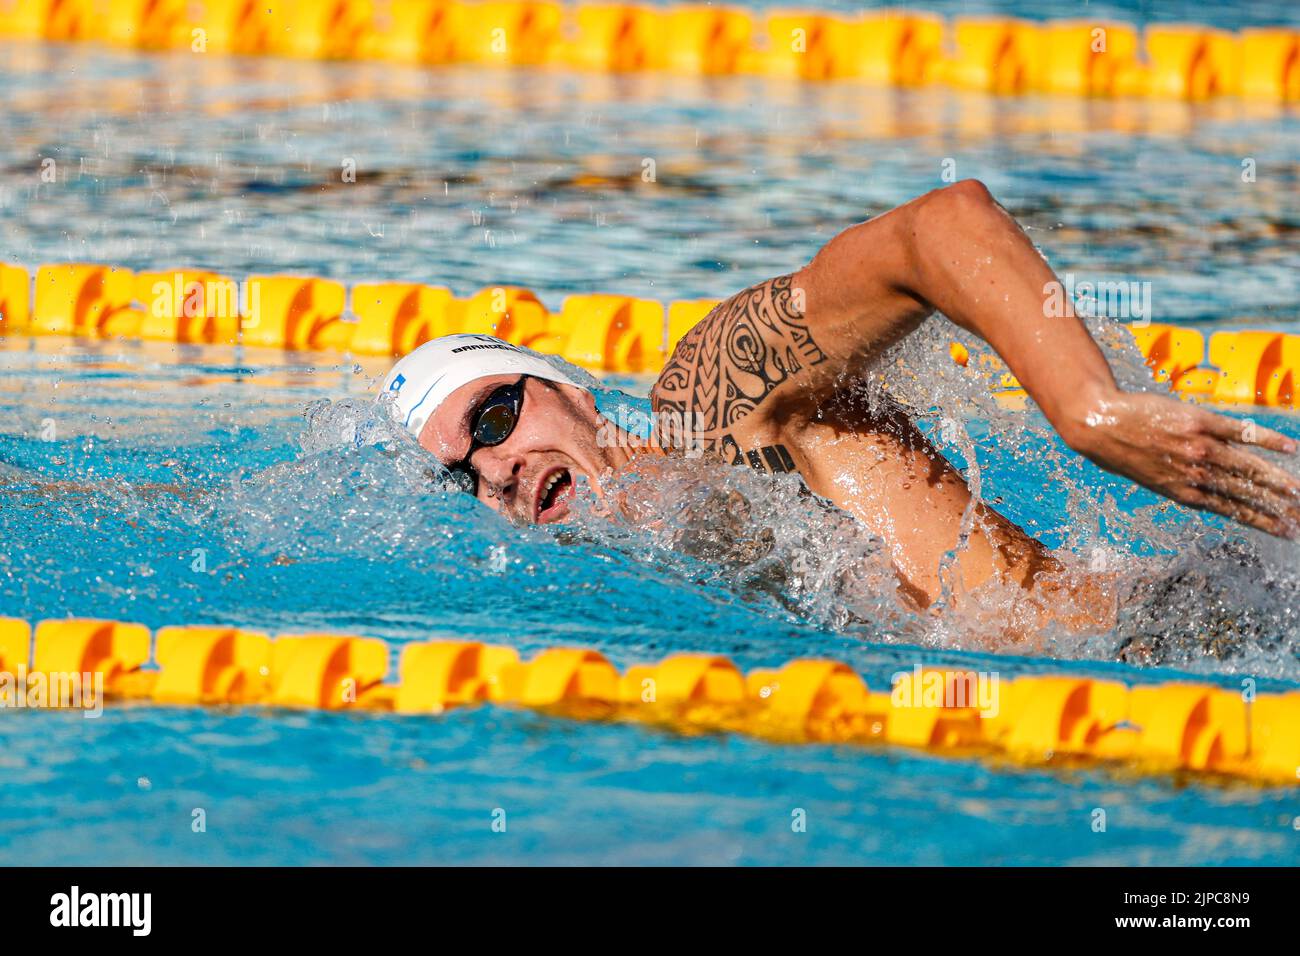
[2,617,1297,785]
[0,2,1296,101]
[1,262,1296,409]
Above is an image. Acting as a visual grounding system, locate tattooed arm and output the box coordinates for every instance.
[651,272,827,471]
[653,180,1300,537]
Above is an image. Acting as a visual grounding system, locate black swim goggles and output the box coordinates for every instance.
[445,375,528,496]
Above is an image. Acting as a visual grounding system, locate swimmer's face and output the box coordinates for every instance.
[418,374,622,524]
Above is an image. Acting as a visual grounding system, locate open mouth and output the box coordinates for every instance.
[535,467,574,523]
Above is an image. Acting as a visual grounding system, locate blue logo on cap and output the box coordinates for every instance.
[389,374,406,392]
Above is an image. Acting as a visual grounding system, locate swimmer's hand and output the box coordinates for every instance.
[1061,387,1300,538]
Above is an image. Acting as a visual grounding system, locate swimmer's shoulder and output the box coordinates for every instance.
[650,272,827,427]
[649,272,829,474]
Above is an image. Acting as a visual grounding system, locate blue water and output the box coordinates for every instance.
[1,29,1300,865]
[684,0,1300,31]
[2,39,1299,328]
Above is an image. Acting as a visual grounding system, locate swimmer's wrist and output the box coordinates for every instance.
[1053,379,1123,453]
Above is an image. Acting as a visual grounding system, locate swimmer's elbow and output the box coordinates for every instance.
[894,180,993,282]
[897,179,1007,301]
[942,178,996,207]
[911,179,998,237]
[798,179,1006,339]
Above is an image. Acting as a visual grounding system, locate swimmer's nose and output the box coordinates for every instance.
[475,449,525,507]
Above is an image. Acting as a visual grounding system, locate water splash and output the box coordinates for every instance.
[561,453,907,639]
[220,316,1298,680]
[9,321,1290,678]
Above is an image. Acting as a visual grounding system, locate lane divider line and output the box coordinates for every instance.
[1,262,1295,409]
[2,616,1297,785]
[0,3,1296,101]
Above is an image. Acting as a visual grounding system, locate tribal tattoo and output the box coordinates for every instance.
[651,273,826,466]
[721,437,798,474]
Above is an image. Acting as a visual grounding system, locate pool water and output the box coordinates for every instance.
[2,26,1300,865]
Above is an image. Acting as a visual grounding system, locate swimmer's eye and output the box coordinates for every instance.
[441,376,527,499]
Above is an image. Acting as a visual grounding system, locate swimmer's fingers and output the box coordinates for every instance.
[1192,414,1300,536]
[1204,441,1300,504]
[1208,478,1300,535]
[1199,411,1298,455]
[1182,485,1297,539]
[1189,457,1300,537]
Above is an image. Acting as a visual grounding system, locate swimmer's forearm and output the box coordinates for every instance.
[899,180,1117,443]
[798,180,1117,446]
[797,181,1300,538]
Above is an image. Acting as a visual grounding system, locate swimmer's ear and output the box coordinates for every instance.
[555,381,601,418]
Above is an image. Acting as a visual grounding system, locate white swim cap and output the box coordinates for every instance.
[379,333,583,439]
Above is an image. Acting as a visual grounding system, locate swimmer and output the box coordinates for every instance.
[381,181,1300,612]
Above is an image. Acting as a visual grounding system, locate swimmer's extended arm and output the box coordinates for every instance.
[791,179,1300,537]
